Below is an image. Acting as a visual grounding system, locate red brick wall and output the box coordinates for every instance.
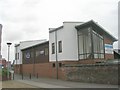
[22,64,34,74]
[22,63,65,79]
[21,60,106,80]
[105,54,114,60]
[14,64,22,74]
[104,37,112,44]
[35,63,54,78]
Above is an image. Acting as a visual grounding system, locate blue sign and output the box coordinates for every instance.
[105,44,113,54]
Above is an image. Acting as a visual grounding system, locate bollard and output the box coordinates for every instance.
[22,73,23,80]
[37,73,38,78]
[30,73,31,79]
[13,73,14,80]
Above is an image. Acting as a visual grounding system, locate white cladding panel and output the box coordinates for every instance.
[118,1,120,49]
[49,31,56,61]
[49,22,83,62]
[14,45,22,65]
[0,24,2,59]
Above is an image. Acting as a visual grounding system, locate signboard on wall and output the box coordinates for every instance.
[105,44,113,54]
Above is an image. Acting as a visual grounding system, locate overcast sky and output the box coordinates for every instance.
[0,0,119,62]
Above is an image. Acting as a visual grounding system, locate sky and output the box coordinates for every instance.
[0,0,119,62]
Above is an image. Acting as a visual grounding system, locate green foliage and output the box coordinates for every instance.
[2,68,8,77]
[0,69,2,75]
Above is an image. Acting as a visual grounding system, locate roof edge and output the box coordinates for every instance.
[21,41,49,51]
[49,26,63,33]
[75,20,117,42]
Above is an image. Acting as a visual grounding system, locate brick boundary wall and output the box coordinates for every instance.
[21,62,119,85]
[22,63,65,80]
[63,63,119,85]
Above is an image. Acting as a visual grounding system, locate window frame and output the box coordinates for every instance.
[44,48,49,56]
[78,28,104,60]
[58,41,62,53]
[52,43,55,54]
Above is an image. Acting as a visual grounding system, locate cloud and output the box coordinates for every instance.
[0,0,119,60]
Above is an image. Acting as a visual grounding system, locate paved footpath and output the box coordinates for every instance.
[0,81,2,89]
[13,74,119,88]
[2,80,38,88]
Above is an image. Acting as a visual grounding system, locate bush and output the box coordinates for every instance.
[2,68,8,77]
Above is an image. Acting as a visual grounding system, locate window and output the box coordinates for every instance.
[40,50,44,55]
[58,41,62,53]
[92,30,104,59]
[15,53,17,60]
[36,50,40,57]
[78,30,92,59]
[52,63,55,67]
[31,51,34,58]
[78,28,104,60]
[52,43,55,54]
[44,48,49,55]
[17,53,19,59]
[59,63,62,67]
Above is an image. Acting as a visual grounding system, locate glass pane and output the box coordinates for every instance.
[94,54,98,59]
[92,30,104,59]
[101,54,104,59]
[79,35,83,54]
[80,55,84,59]
[45,48,49,55]
[78,30,92,60]
[52,43,55,54]
[58,41,62,53]
[36,51,39,57]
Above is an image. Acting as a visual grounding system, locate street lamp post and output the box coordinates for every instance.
[7,42,12,80]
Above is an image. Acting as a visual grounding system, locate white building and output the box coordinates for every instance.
[49,20,117,63]
[118,1,120,49]
[49,22,83,62]
[0,24,2,60]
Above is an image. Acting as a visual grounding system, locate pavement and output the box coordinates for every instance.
[12,74,119,88]
[0,81,2,89]
[2,80,37,88]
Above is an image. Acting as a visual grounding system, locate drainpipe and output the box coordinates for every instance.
[55,31,58,79]
[15,46,17,73]
[77,30,80,60]
[33,46,35,76]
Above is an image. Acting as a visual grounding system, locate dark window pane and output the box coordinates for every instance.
[52,43,55,54]
[58,41,62,53]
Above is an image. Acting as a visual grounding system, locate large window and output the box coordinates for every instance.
[78,28,104,60]
[78,29,92,59]
[92,30,104,59]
